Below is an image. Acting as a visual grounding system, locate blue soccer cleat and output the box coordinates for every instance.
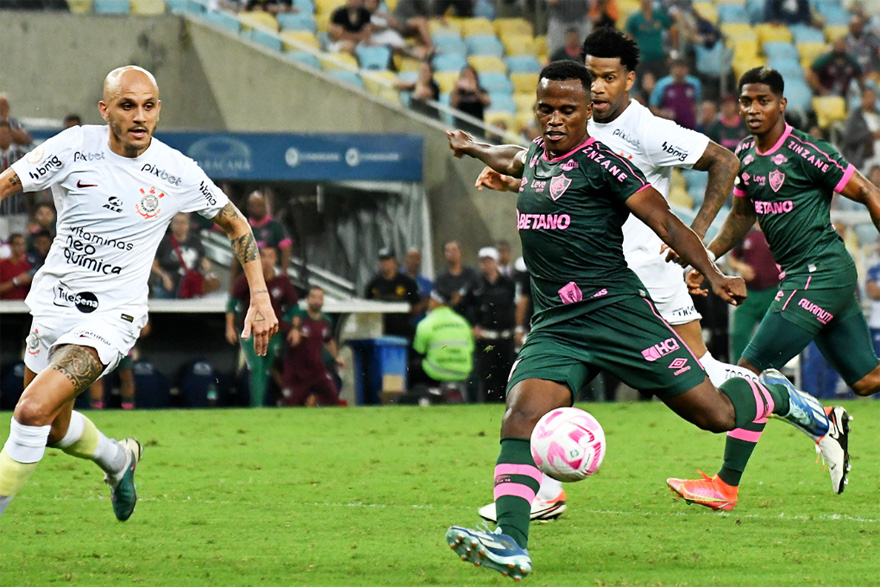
[446,525,531,581]
[760,369,829,440]
[105,438,142,522]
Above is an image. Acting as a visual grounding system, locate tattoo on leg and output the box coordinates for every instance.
[231,231,259,265]
[51,345,104,395]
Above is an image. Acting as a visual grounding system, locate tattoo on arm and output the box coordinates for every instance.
[51,345,104,395]
[254,311,266,322]
[231,231,259,265]
[690,144,739,239]
[9,174,21,188]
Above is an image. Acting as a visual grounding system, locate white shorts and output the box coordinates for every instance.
[24,312,142,378]
[629,254,701,326]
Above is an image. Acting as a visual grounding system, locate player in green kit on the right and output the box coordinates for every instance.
[669,66,880,507]
[443,61,845,582]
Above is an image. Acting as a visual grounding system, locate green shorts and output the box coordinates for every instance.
[742,284,878,385]
[508,296,707,400]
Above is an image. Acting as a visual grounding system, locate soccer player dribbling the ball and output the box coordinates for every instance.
[443,60,845,581]
[0,66,278,521]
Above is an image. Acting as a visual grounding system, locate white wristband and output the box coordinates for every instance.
[706,250,716,263]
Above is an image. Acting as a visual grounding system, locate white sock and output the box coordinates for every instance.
[51,411,126,475]
[699,351,758,387]
[535,473,564,501]
[4,419,51,464]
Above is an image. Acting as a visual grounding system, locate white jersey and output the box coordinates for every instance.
[12,125,228,322]
[589,99,709,269]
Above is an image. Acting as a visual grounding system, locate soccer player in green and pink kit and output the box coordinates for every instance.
[668,66,880,506]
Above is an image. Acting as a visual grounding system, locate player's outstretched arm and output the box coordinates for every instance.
[446,130,526,178]
[0,168,23,201]
[475,166,523,192]
[690,141,740,240]
[839,169,880,233]
[627,186,747,306]
[212,201,279,356]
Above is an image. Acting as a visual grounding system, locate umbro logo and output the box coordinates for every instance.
[103,196,123,213]
[77,180,98,188]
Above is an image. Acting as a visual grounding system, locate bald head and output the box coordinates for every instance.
[102,66,159,102]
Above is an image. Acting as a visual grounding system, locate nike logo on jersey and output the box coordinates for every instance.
[77,180,98,188]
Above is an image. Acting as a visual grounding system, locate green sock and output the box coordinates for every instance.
[494,438,541,549]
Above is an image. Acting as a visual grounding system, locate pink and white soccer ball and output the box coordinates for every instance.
[530,407,606,482]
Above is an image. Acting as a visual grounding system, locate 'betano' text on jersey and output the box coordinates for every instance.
[518,136,651,326]
[12,125,228,320]
[589,100,709,267]
[733,123,856,285]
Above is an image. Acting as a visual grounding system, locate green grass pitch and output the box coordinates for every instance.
[1,401,878,586]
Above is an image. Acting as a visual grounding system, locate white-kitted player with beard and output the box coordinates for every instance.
[0,66,278,521]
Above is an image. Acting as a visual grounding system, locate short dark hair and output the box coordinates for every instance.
[581,27,640,72]
[33,229,53,241]
[738,67,785,96]
[63,113,82,126]
[539,60,593,93]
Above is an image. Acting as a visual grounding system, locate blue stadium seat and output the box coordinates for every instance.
[433,52,468,72]
[789,24,826,44]
[397,70,420,84]
[818,5,852,26]
[746,0,766,23]
[465,34,505,57]
[277,12,317,32]
[784,78,813,113]
[473,0,495,19]
[438,92,456,126]
[244,28,282,51]
[505,55,541,74]
[329,70,365,88]
[203,9,241,33]
[717,3,750,24]
[855,224,877,248]
[166,0,202,12]
[487,93,517,114]
[291,0,315,12]
[286,50,321,69]
[94,0,130,13]
[767,56,804,78]
[763,41,799,60]
[694,42,732,79]
[432,33,468,55]
[479,71,514,94]
[356,45,392,70]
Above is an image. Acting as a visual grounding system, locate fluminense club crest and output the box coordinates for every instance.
[769,170,785,193]
[549,173,572,201]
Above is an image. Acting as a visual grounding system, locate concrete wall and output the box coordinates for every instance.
[0,11,519,263]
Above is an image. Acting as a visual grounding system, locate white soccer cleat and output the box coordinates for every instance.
[477,490,567,524]
[816,406,851,494]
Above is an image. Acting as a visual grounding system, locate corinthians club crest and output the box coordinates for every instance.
[768,170,785,193]
[136,186,164,219]
[549,173,571,201]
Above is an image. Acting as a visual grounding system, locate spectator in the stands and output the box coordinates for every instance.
[328,0,373,56]
[246,189,292,275]
[0,121,29,238]
[550,28,586,63]
[495,239,514,278]
[402,247,433,323]
[0,233,31,300]
[433,239,480,322]
[25,229,52,274]
[764,0,816,26]
[450,66,491,138]
[842,87,880,171]
[62,113,82,129]
[707,93,748,152]
[0,95,31,147]
[846,14,880,81]
[391,0,434,56]
[650,59,701,129]
[807,37,863,98]
[696,100,718,135]
[151,212,220,299]
[364,0,430,60]
[589,0,618,29]
[546,0,590,58]
[396,60,440,119]
[244,0,292,13]
[626,0,677,80]
[364,247,421,339]
[25,202,55,251]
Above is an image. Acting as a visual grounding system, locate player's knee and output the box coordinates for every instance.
[694,408,735,433]
[851,367,880,396]
[12,395,54,427]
